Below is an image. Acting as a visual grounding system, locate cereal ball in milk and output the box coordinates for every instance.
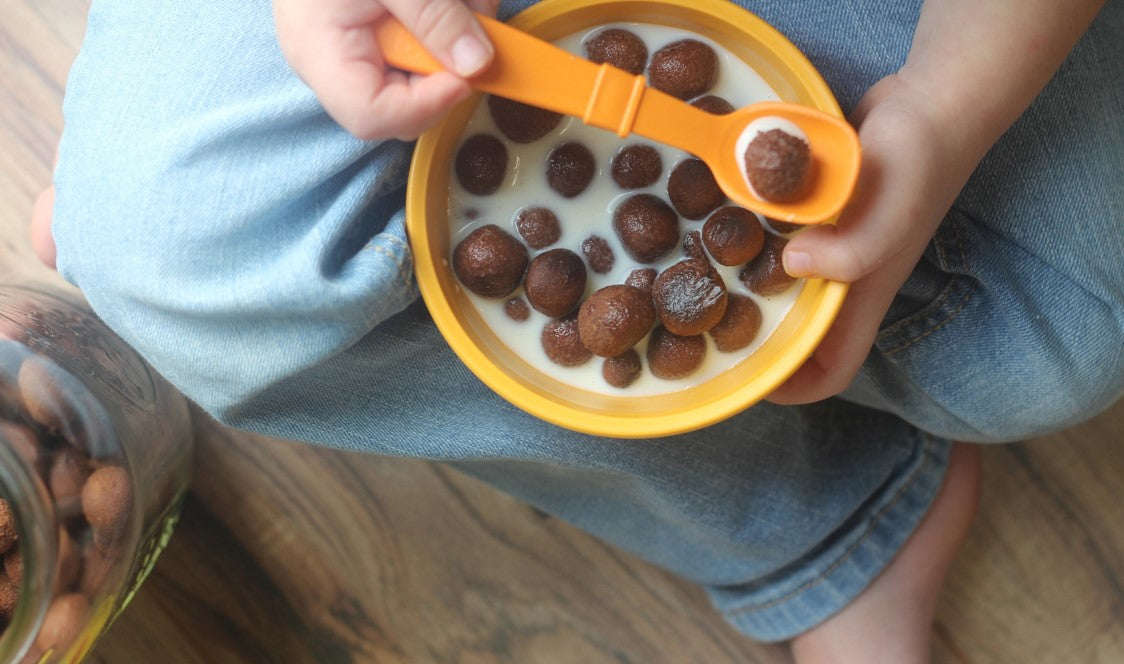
[453,224,529,298]
[646,326,707,380]
[524,248,588,318]
[487,95,562,143]
[584,28,649,75]
[546,142,597,198]
[648,39,719,101]
[681,230,707,262]
[702,206,765,266]
[709,293,763,352]
[515,207,561,249]
[744,128,812,202]
[611,144,663,189]
[691,95,736,115]
[602,349,643,389]
[652,258,729,336]
[455,134,508,195]
[542,315,593,367]
[625,268,658,295]
[740,232,797,296]
[580,235,615,274]
[612,194,679,263]
[504,297,531,322]
[577,285,656,358]
[667,158,725,220]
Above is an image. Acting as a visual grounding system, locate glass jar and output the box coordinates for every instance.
[0,283,193,663]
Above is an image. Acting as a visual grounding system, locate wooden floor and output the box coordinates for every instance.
[3,3,1122,662]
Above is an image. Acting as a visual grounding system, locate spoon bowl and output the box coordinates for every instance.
[374,12,860,223]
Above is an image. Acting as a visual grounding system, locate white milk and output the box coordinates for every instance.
[448,23,803,396]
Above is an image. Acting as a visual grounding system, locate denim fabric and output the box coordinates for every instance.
[51,0,1123,641]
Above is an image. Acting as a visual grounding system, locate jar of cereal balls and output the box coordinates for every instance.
[0,283,193,663]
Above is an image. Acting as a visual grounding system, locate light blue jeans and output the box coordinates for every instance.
[51,0,1123,641]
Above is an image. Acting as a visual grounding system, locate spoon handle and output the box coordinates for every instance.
[374,14,657,137]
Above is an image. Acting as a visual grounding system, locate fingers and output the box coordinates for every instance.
[383,0,494,77]
[274,0,495,140]
[31,186,57,269]
[782,115,931,284]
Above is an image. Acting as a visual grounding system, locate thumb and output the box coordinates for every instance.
[383,0,495,77]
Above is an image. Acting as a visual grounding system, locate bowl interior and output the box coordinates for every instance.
[407,0,849,438]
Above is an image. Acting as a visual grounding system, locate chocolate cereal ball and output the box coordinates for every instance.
[546,142,596,198]
[602,350,643,389]
[580,235,615,274]
[612,193,679,263]
[577,285,656,358]
[691,95,736,115]
[611,144,662,189]
[524,248,588,318]
[505,297,530,322]
[652,258,728,336]
[744,128,812,202]
[584,28,648,75]
[708,294,763,352]
[542,315,592,367]
[648,39,718,101]
[702,206,765,266]
[682,229,707,262]
[455,134,507,195]
[453,224,529,298]
[646,326,706,380]
[667,158,725,220]
[487,94,562,143]
[740,232,797,295]
[515,207,561,249]
[625,268,657,294]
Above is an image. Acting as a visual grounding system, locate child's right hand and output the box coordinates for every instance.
[273,0,499,140]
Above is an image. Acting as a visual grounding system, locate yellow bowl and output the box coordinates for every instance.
[407,0,849,439]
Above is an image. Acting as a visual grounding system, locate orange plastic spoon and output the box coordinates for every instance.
[375,14,860,224]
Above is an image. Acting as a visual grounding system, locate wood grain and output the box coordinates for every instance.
[3,3,1122,663]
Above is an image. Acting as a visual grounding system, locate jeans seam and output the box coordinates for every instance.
[723,433,938,616]
[878,212,974,357]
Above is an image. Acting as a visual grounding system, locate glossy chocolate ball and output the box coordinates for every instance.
[651,258,728,336]
[667,158,725,220]
[524,248,587,318]
[541,315,593,367]
[602,350,643,388]
[612,193,679,263]
[546,141,596,198]
[625,268,657,295]
[580,235,615,274]
[691,95,735,115]
[455,134,508,195]
[584,28,648,75]
[648,39,718,100]
[702,206,765,266]
[708,293,763,352]
[646,326,706,380]
[453,224,529,298]
[515,207,561,249]
[487,95,562,143]
[611,144,662,189]
[744,128,812,202]
[577,284,656,357]
[739,232,797,295]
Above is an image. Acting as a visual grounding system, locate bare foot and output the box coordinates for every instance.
[790,441,981,664]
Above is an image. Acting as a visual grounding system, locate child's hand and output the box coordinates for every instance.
[766,74,970,405]
[273,0,498,140]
